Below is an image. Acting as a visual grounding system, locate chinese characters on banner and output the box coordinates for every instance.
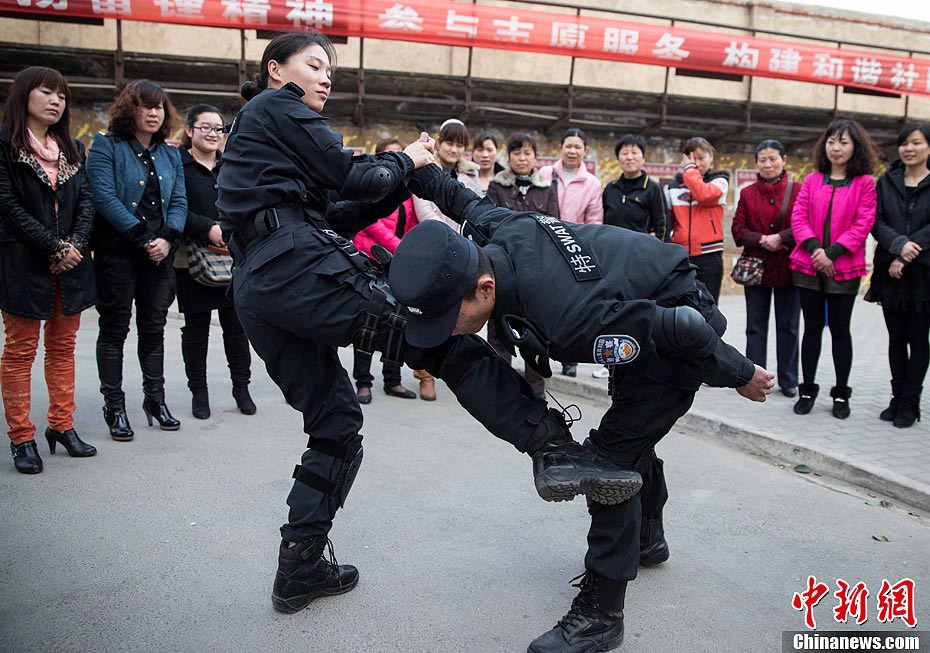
[4,0,930,98]
[791,576,916,630]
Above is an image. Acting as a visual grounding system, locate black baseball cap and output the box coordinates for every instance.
[388,220,479,348]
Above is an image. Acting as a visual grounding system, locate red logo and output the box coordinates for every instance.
[792,576,917,630]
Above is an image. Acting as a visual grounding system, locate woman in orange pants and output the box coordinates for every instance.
[0,66,97,474]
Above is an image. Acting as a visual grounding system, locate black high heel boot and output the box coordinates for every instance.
[45,427,97,457]
[10,440,43,474]
[103,404,134,442]
[142,396,181,431]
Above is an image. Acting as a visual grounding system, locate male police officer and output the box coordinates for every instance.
[389,163,773,653]
[217,61,643,614]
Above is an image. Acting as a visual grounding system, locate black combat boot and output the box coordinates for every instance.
[639,515,669,567]
[528,572,626,653]
[830,385,852,420]
[894,385,922,429]
[529,409,642,506]
[880,380,902,422]
[272,538,359,614]
[793,383,819,415]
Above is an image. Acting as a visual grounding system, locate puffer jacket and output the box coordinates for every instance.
[0,126,96,319]
[789,172,876,281]
[664,165,729,256]
[486,166,560,217]
[539,160,603,224]
[413,159,482,228]
[354,197,417,257]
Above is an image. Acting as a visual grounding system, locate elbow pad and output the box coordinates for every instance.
[340,159,398,203]
[652,305,716,358]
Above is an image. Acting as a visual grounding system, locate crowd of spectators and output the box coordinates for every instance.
[2,64,928,475]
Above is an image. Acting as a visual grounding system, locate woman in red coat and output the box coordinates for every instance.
[732,140,802,396]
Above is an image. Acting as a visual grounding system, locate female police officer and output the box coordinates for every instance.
[216,31,639,615]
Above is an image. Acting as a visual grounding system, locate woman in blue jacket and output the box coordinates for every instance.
[86,80,187,441]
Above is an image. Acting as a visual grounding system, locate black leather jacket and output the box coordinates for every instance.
[0,126,96,319]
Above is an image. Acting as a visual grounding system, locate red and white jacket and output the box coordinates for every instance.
[664,165,729,257]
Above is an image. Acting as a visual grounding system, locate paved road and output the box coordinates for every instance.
[1,320,928,652]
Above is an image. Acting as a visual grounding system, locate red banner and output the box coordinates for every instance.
[5,0,930,98]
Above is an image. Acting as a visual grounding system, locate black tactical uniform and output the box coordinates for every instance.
[390,165,757,652]
[216,83,640,614]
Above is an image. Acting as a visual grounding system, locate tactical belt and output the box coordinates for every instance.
[238,204,407,365]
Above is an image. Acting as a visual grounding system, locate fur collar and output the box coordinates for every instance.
[15,147,80,189]
[491,166,550,188]
[456,158,480,176]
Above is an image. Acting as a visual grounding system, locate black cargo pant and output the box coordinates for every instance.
[230,223,547,542]
[585,362,694,581]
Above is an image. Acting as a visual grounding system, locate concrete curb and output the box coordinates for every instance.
[535,366,930,514]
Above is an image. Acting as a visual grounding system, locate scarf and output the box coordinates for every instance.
[27,128,60,188]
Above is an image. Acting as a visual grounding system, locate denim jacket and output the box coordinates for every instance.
[86,132,187,239]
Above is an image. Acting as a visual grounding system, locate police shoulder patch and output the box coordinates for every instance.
[592,335,640,365]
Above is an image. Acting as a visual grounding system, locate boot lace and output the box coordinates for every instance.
[555,572,598,631]
[546,391,582,428]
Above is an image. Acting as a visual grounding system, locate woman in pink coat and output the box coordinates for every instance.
[540,128,603,377]
[351,138,418,404]
[789,119,878,419]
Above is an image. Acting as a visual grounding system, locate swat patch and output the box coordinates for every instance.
[529,214,602,282]
[593,335,640,365]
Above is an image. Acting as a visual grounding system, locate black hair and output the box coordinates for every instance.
[464,247,494,300]
[561,128,587,147]
[896,123,930,148]
[614,134,646,158]
[3,66,80,164]
[506,132,537,155]
[472,132,498,151]
[438,120,469,148]
[241,31,337,101]
[375,137,405,153]
[812,119,878,178]
[755,139,787,158]
[180,103,222,148]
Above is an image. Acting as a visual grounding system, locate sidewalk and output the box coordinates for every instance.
[536,293,930,513]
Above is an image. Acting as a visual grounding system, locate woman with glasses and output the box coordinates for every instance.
[175,104,255,420]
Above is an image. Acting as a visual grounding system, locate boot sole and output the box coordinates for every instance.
[535,474,642,505]
[272,575,359,614]
[528,628,624,653]
[639,543,670,567]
